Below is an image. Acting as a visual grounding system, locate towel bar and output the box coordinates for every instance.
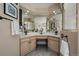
[0,16,13,21]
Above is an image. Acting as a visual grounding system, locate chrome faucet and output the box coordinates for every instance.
[40,28,43,34]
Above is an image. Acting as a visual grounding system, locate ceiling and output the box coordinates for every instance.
[20,3,59,16]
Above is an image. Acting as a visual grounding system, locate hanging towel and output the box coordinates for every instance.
[60,39,69,56]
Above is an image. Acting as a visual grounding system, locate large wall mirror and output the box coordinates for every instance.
[23,18,35,32]
[46,11,63,34]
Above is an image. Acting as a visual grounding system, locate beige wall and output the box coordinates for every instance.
[0,3,20,56]
[77,4,79,56]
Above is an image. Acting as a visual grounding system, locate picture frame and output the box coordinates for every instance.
[4,3,18,19]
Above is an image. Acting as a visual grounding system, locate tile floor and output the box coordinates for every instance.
[26,45,58,56]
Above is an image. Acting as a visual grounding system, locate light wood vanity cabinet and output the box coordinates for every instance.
[30,37,36,51]
[20,36,59,56]
[21,37,36,56]
[21,38,30,56]
[48,37,59,53]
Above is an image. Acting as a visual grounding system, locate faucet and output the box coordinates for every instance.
[40,28,43,34]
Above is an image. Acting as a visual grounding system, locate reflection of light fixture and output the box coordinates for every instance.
[27,10,30,13]
[53,11,56,14]
[25,10,30,14]
[25,12,28,14]
[24,22,27,24]
[53,11,55,13]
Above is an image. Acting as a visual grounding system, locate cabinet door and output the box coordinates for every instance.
[48,37,59,52]
[21,39,30,56]
[30,38,36,51]
[48,39,53,50]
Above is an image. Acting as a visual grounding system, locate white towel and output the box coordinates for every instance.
[60,39,69,56]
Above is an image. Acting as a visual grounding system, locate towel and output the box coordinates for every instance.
[60,39,69,56]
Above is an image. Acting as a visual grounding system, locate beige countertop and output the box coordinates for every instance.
[20,32,60,39]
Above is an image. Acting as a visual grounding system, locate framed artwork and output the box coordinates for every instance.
[4,3,18,19]
[15,3,18,5]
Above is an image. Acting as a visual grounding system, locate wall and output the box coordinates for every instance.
[34,16,47,33]
[77,3,79,56]
[63,3,76,30]
[0,3,19,56]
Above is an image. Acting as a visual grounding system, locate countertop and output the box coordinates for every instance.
[20,32,60,39]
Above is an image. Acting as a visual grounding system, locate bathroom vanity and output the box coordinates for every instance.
[20,32,60,56]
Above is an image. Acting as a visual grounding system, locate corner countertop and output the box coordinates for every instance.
[20,32,60,39]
